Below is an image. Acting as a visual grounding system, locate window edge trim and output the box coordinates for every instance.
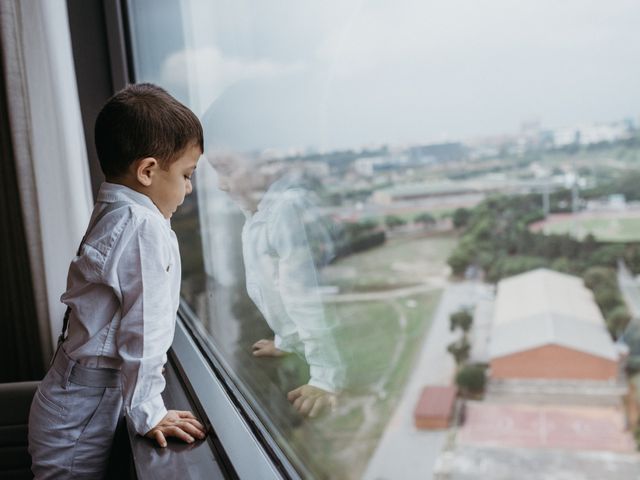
[172,308,299,480]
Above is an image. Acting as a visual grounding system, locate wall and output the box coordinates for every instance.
[490,344,618,380]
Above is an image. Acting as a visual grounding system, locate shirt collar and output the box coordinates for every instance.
[241,174,292,221]
[254,172,303,216]
[96,182,168,224]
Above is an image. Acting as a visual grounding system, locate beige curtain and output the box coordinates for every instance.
[0,0,51,377]
[0,0,93,376]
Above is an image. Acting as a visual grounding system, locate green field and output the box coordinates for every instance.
[543,215,640,242]
[285,233,457,478]
[321,233,458,291]
[310,290,442,479]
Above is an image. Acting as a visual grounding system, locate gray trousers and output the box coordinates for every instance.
[28,347,123,479]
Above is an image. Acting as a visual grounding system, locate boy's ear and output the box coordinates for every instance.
[134,157,159,187]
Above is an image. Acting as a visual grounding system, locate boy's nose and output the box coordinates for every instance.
[186,179,193,195]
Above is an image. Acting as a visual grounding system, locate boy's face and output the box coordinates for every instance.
[148,144,201,218]
[208,152,255,207]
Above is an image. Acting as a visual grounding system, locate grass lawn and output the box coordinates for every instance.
[307,290,442,479]
[281,234,456,478]
[322,233,458,291]
[543,215,640,242]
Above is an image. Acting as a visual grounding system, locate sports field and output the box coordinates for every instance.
[458,402,635,453]
[531,210,640,242]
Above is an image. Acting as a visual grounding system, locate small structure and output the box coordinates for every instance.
[414,386,457,429]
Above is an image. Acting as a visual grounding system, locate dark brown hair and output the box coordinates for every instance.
[94,83,204,177]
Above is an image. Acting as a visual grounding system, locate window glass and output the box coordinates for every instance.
[127,1,640,478]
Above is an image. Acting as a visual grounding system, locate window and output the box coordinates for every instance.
[126,1,640,478]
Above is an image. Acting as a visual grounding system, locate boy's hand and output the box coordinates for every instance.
[252,339,287,357]
[287,384,337,418]
[145,410,206,448]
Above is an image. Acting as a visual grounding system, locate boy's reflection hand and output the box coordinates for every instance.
[287,385,337,418]
[252,339,287,357]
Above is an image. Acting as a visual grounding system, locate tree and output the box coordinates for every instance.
[486,255,547,283]
[447,337,471,365]
[550,257,575,274]
[606,306,631,339]
[583,266,617,290]
[448,248,473,276]
[384,215,406,229]
[624,244,640,275]
[594,288,623,317]
[586,244,625,269]
[414,212,436,227]
[455,364,486,395]
[452,208,471,229]
[450,310,473,333]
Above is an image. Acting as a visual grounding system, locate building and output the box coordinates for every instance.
[489,269,619,381]
[414,386,458,429]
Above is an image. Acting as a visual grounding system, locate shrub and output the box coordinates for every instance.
[450,310,473,332]
[606,305,631,338]
[455,364,486,395]
[447,337,471,365]
[583,266,617,290]
[414,212,436,226]
[384,215,406,229]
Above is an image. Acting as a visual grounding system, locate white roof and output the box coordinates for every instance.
[493,268,603,326]
[489,268,617,361]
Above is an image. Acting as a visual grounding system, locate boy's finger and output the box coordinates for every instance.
[176,410,197,419]
[309,400,325,418]
[165,426,194,444]
[182,417,206,432]
[154,430,167,448]
[287,388,302,402]
[299,397,315,416]
[293,395,305,411]
[179,421,206,439]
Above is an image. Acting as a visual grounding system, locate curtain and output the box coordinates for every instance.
[0,0,47,381]
[0,0,93,380]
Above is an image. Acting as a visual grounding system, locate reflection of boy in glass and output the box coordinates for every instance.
[210,153,345,417]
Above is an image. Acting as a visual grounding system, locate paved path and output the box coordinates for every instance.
[362,281,492,480]
[618,260,640,319]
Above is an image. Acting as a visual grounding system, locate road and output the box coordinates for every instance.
[618,259,640,319]
[362,281,492,480]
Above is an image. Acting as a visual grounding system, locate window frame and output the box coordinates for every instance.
[173,302,307,480]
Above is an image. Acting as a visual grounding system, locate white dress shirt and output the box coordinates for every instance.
[241,175,345,392]
[61,182,181,435]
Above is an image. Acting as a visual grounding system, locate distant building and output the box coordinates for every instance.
[552,122,631,148]
[489,269,619,381]
[407,142,468,163]
[372,182,479,205]
[353,155,433,177]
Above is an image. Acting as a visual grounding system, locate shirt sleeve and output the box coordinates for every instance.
[114,216,175,435]
[269,192,346,392]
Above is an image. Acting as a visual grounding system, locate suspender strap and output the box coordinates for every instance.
[55,201,130,350]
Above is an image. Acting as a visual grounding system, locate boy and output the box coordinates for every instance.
[209,152,345,418]
[28,83,206,479]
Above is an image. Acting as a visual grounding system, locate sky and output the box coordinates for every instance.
[132,0,640,152]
